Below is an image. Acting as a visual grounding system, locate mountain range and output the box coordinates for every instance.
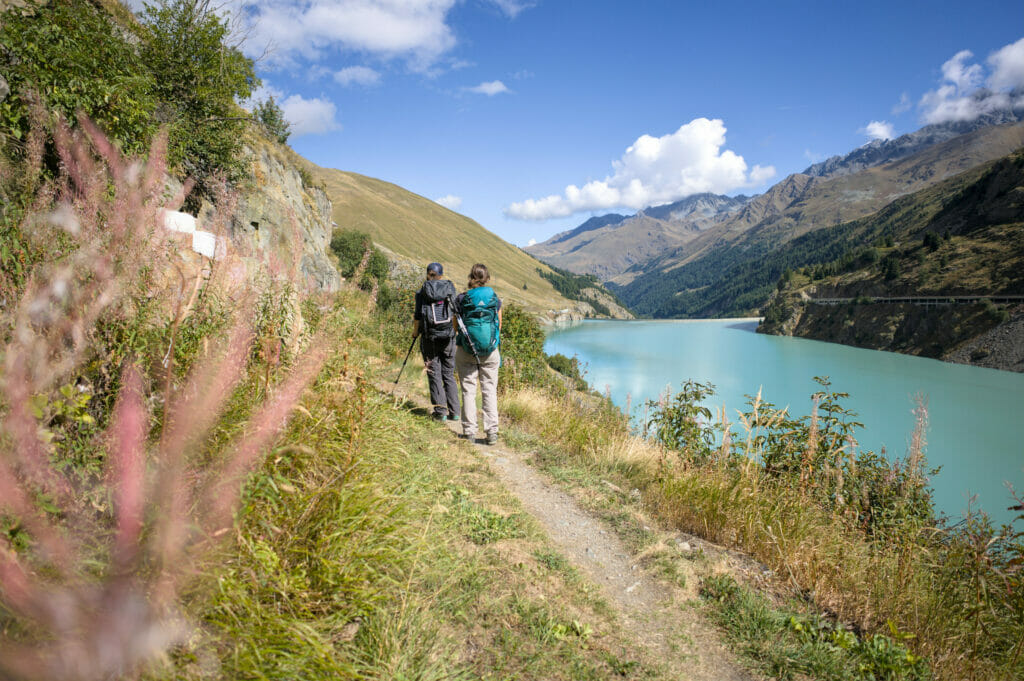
[526,108,1024,318]
[525,193,750,279]
[758,148,1024,370]
[801,107,1024,178]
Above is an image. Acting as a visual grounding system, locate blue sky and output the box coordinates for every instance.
[133,1,1024,246]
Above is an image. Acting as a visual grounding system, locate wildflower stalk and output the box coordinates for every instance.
[0,111,331,680]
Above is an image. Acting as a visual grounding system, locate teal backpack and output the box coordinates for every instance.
[458,286,499,355]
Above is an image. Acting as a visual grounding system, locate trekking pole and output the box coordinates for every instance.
[393,335,418,387]
[448,295,481,367]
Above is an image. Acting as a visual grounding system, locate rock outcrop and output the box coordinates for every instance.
[200,138,341,293]
[239,142,340,292]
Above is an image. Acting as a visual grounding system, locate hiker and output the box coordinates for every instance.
[412,262,459,422]
[454,263,502,444]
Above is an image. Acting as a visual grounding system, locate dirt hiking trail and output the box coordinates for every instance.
[387,381,762,681]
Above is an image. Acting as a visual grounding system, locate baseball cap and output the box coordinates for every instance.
[426,262,443,275]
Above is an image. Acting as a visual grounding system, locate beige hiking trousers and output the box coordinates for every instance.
[455,346,500,437]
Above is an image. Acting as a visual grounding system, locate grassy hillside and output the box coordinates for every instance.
[297,159,627,317]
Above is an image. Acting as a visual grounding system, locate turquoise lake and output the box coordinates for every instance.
[543,319,1024,526]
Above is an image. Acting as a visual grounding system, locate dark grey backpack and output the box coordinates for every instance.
[420,279,456,341]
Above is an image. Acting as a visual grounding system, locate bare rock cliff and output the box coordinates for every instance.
[200,139,341,293]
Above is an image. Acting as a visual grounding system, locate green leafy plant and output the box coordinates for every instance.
[329,229,388,290]
[139,0,259,202]
[253,95,291,144]
[448,487,526,545]
[700,575,931,680]
[1,0,260,210]
[645,380,716,462]
[545,352,588,390]
[498,302,548,389]
[0,1,158,157]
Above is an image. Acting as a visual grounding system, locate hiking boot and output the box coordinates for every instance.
[461,432,476,441]
[448,415,460,422]
[432,412,446,422]
[485,432,498,445]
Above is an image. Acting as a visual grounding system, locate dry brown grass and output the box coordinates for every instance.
[502,384,1023,680]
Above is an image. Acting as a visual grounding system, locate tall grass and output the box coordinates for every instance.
[166,333,461,679]
[0,113,329,680]
[500,380,1024,680]
[157,301,653,679]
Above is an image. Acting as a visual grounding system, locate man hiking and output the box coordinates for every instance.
[412,262,459,422]
[454,263,502,445]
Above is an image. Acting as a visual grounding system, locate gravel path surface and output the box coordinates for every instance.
[462,430,757,681]
[388,379,759,679]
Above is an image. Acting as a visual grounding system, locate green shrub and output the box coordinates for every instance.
[645,380,716,462]
[0,1,157,157]
[330,229,388,289]
[371,285,417,358]
[700,575,931,680]
[139,0,259,201]
[0,0,261,209]
[546,353,587,391]
[498,302,547,388]
[982,298,1011,323]
[297,165,318,189]
[253,95,291,144]
[646,377,935,536]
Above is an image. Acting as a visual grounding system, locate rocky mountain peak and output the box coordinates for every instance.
[802,106,1024,179]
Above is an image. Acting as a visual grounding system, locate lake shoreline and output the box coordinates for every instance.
[545,317,1024,526]
[544,316,762,329]
[760,296,1024,374]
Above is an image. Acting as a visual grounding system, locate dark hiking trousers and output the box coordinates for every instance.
[421,335,459,418]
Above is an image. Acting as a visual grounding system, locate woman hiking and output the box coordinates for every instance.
[454,263,502,445]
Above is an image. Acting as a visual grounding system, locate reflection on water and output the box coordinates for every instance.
[724,320,760,332]
[545,319,1024,525]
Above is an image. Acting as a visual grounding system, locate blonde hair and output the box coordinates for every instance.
[467,263,490,288]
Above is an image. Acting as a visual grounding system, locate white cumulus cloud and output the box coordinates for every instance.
[919,38,1024,125]
[334,65,381,86]
[943,50,985,91]
[504,118,775,221]
[526,238,537,246]
[213,0,460,71]
[434,194,463,210]
[859,120,895,141]
[988,38,1024,91]
[277,93,341,136]
[466,80,510,96]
